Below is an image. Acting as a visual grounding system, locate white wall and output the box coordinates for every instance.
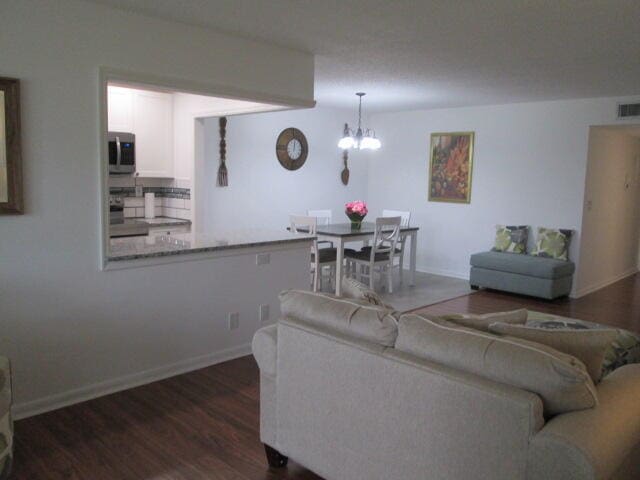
[367,97,640,293]
[201,107,369,232]
[576,128,640,295]
[0,0,314,416]
[172,92,282,233]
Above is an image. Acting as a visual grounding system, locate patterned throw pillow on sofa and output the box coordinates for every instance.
[525,311,640,379]
[531,227,572,261]
[492,225,528,254]
[340,277,389,307]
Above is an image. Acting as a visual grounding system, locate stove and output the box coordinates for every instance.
[109,195,124,224]
[109,195,149,237]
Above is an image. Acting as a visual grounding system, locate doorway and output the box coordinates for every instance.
[577,125,640,295]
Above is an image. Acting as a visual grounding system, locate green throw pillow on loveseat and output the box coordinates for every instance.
[531,227,572,261]
[492,225,528,254]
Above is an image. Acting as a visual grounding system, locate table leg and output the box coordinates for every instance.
[335,237,345,296]
[409,231,417,286]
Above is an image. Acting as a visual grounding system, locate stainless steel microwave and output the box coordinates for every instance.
[108,131,136,174]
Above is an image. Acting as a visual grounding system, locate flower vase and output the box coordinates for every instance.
[347,214,365,230]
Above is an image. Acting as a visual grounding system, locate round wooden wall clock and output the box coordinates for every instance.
[275,127,308,170]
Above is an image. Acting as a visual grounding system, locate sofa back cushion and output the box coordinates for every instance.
[279,289,399,346]
[395,314,598,416]
[440,309,528,332]
[488,322,617,383]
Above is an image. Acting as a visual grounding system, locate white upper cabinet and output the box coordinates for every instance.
[132,90,174,178]
[107,86,133,132]
[107,86,174,178]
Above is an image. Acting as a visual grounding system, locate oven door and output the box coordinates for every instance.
[108,132,136,174]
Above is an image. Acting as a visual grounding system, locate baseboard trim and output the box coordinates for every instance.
[573,267,638,298]
[417,266,470,281]
[12,343,253,420]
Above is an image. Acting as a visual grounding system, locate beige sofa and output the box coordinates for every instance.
[252,292,640,480]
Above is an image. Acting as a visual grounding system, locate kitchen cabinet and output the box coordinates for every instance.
[107,86,133,132]
[107,86,174,178]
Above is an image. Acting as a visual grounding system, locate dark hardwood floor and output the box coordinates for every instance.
[12,274,639,479]
[413,273,640,334]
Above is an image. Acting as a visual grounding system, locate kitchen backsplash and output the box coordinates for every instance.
[109,177,191,221]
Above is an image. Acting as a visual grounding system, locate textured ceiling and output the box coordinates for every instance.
[88,0,640,112]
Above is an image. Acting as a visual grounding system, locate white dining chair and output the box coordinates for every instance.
[308,209,334,249]
[307,209,332,226]
[290,215,336,292]
[382,209,411,284]
[345,216,401,293]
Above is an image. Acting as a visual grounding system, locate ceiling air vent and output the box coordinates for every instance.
[618,103,640,119]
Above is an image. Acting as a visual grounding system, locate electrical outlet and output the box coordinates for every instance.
[135,185,143,197]
[256,253,270,265]
[228,312,239,330]
[259,304,270,323]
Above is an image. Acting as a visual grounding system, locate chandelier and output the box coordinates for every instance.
[338,92,381,150]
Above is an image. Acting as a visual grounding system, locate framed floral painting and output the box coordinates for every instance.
[0,77,23,214]
[428,132,474,203]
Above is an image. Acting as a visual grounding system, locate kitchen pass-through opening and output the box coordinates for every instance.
[99,72,295,268]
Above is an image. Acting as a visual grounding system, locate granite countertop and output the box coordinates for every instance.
[129,217,191,227]
[108,228,315,262]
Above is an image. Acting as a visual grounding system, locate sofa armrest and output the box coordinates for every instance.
[252,324,278,378]
[528,364,640,480]
[252,326,278,447]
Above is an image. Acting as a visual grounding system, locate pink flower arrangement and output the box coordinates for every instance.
[345,200,368,218]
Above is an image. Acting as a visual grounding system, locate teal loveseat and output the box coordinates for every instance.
[470,251,575,299]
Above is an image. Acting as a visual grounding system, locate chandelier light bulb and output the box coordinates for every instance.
[360,136,375,150]
[338,136,355,149]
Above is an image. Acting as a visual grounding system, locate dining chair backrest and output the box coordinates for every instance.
[290,215,317,235]
[307,209,332,226]
[371,216,401,258]
[382,209,411,227]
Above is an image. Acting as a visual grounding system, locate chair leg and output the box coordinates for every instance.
[334,265,338,288]
[387,264,393,293]
[369,265,375,290]
[264,444,288,468]
[399,255,404,284]
[312,266,319,292]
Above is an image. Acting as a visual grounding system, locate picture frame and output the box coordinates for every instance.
[0,77,23,214]
[428,131,474,204]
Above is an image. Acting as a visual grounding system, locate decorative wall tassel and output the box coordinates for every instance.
[217,116,228,187]
[341,148,350,185]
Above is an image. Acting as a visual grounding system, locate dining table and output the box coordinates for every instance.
[315,222,419,296]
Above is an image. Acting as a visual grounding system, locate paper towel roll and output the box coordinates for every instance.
[144,192,155,219]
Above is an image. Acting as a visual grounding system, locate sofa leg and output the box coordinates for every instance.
[264,444,288,468]
[470,284,480,290]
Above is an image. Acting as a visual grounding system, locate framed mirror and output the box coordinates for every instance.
[0,77,23,214]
